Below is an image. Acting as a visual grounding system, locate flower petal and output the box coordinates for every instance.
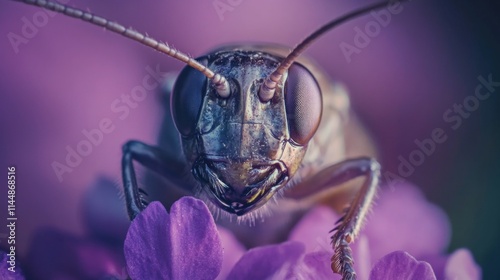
[168,197,223,279]
[364,183,451,261]
[124,201,171,280]
[124,197,222,280]
[0,251,24,280]
[288,206,340,252]
[298,251,341,280]
[216,226,246,280]
[419,254,447,279]
[227,241,305,280]
[369,251,436,280]
[288,206,372,278]
[353,235,372,280]
[444,249,481,280]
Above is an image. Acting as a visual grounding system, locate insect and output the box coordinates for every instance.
[13,0,402,279]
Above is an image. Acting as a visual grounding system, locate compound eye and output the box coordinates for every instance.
[284,63,322,145]
[171,59,207,137]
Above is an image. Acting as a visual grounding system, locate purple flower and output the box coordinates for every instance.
[124,198,222,280]
[124,183,481,279]
[369,251,436,280]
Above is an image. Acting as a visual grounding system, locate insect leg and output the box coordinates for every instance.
[285,157,380,280]
[122,140,187,220]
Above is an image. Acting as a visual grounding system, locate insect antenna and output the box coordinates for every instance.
[11,0,230,97]
[259,0,408,100]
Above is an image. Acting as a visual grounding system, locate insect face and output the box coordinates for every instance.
[172,48,322,215]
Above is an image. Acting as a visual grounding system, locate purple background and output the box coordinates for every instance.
[0,0,499,278]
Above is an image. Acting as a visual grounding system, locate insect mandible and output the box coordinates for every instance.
[13,0,404,279]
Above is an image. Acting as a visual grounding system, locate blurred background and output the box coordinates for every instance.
[0,0,498,278]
